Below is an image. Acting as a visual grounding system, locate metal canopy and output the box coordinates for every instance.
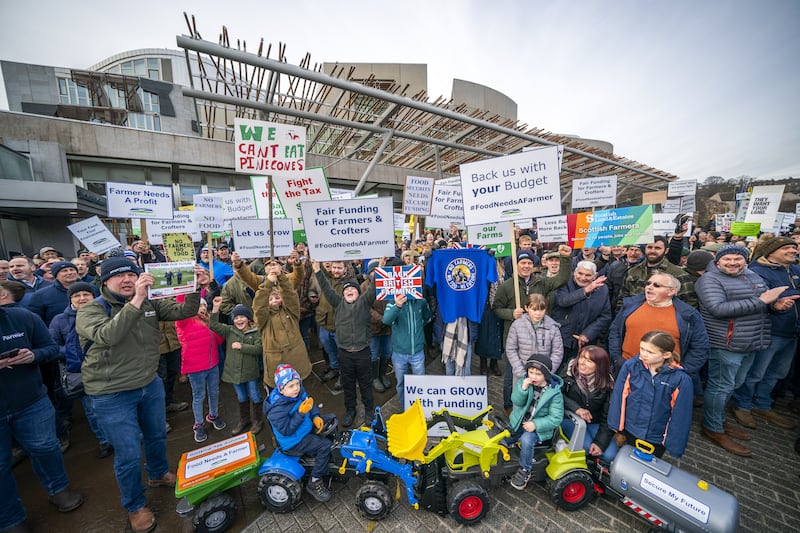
[176,20,676,203]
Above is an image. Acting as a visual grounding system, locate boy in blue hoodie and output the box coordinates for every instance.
[264,364,334,502]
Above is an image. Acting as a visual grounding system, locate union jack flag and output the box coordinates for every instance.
[374,265,423,301]
[452,242,485,250]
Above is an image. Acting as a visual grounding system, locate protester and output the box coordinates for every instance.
[382,291,431,409]
[27,261,80,325]
[158,321,187,417]
[0,259,9,279]
[197,246,233,286]
[312,261,348,386]
[7,256,51,306]
[618,237,696,309]
[364,260,392,393]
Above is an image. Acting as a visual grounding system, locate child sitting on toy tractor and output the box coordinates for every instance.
[264,364,336,502]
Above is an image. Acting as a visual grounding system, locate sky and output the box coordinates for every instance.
[1,0,798,183]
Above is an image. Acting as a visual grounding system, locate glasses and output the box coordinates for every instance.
[645,281,675,289]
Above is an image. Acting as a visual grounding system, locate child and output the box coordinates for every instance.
[559,345,617,462]
[265,364,334,503]
[504,293,564,413]
[176,298,225,443]
[312,259,379,428]
[508,354,564,490]
[210,298,264,436]
[608,331,693,458]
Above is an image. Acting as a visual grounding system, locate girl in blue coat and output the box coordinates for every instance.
[608,331,693,458]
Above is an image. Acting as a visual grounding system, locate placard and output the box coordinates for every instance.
[270,167,331,241]
[403,176,435,215]
[146,211,201,245]
[192,194,225,233]
[744,185,785,229]
[536,215,568,243]
[67,216,122,255]
[642,190,668,206]
[374,265,423,301]
[144,261,196,300]
[230,218,294,259]
[679,195,696,213]
[162,233,196,262]
[426,184,464,229]
[299,197,395,261]
[234,119,306,174]
[459,146,562,226]
[466,223,513,257]
[513,218,535,229]
[667,179,697,198]
[216,190,258,220]
[571,175,618,209]
[105,182,173,220]
[715,213,735,233]
[662,199,681,213]
[404,375,489,435]
[730,221,761,237]
[250,177,288,220]
[580,205,654,248]
[652,212,693,237]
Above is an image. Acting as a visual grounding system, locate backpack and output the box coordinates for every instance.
[59,296,112,398]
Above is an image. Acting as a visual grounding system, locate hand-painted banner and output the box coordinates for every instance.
[375,265,423,301]
[230,218,294,259]
[572,175,618,209]
[403,176,435,215]
[67,216,122,255]
[426,184,464,229]
[573,205,654,248]
[466,222,513,257]
[106,182,173,220]
[146,211,201,244]
[192,194,224,233]
[270,167,331,241]
[162,233,196,262]
[234,119,306,174]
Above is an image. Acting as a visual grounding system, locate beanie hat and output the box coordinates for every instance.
[715,244,750,262]
[123,250,137,259]
[100,257,141,283]
[759,236,797,259]
[524,354,552,381]
[342,278,361,294]
[231,304,253,322]
[517,251,535,263]
[51,261,77,278]
[685,250,713,273]
[67,281,99,299]
[274,364,301,391]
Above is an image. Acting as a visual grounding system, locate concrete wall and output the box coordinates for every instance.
[1,61,59,111]
[452,79,517,120]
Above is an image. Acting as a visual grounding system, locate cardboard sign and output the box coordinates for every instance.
[571,175,618,209]
[192,194,225,233]
[536,215,568,243]
[426,184,464,229]
[144,261,196,300]
[374,265,424,301]
[466,223,513,257]
[163,233,196,262]
[250,177,288,220]
[667,179,697,198]
[230,218,294,259]
[578,205,654,248]
[300,197,395,261]
[642,190,667,206]
[744,185,785,229]
[106,182,173,220]
[234,119,306,174]
[403,176,435,215]
[146,211,201,245]
[67,216,122,255]
[403,375,489,435]
[459,146,561,226]
[217,190,258,220]
[271,167,331,241]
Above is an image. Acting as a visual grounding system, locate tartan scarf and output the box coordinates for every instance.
[442,317,469,376]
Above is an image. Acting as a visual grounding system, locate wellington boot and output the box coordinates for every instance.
[379,358,392,389]
[230,402,251,436]
[250,401,264,434]
[372,361,386,393]
[488,359,502,376]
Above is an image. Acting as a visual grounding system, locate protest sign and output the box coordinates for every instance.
[234,119,306,174]
[374,264,424,301]
[146,211,201,245]
[642,190,668,206]
[459,146,561,226]
[744,185,785,229]
[679,196,696,213]
[230,218,294,259]
[404,375,489,435]
[145,261,196,300]
[216,190,258,220]
[667,179,697,198]
[536,215,568,243]
[466,223,513,257]
[403,176,435,215]
[513,218,535,229]
[796,203,800,218]
[270,167,331,241]
[192,194,225,233]
[426,184,464,229]
[393,213,406,232]
[576,205,654,248]
[571,175,618,209]
[435,176,462,187]
[300,197,395,261]
[653,212,693,237]
[162,233,195,262]
[522,144,564,174]
[106,182,173,220]
[730,221,761,237]
[662,198,681,213]
[67,216,122,255]
[250,177,288,220]
[715,213,735,233]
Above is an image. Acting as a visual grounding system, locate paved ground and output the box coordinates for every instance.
[14,346,800,532]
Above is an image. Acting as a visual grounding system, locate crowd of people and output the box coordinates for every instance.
[1,221,799,532]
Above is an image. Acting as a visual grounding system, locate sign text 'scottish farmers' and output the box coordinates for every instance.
[578,205,654,248]
[234,119,306,174]
[459,146,561,226]
[105,182,173,220]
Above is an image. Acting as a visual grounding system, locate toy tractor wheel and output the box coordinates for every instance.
[192,493,237,533]
[446,480,489,525]
[547,470,594,511]
[257,473,302,513]
[355,481,393,520]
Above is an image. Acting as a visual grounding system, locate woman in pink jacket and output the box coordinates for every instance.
[176,298,225,443]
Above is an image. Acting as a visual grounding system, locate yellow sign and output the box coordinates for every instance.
[163,233,195,262]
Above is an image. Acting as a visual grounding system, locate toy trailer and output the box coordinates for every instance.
[175,432,263,533]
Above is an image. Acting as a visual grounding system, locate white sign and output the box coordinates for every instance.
[522,144,564,174]
[459,147,562,226]
[192,194,225,233]
[271,167,331,230]
[571,175,618,209]
[144,261,196,300]
[105,182,173,220]
[536,215,568,243]
[183,436,252,478]
[250,177,288,219]
[426,184,464,229]
[233,118,306,174]
[667,179,697,198]
[300,197,395,261]
[67,216,122,255]
[435,176,462,187]
[146,211,201,245]
[230,218,294,259]
[404,375,489,436]
[679,195,696,213]
[796,203,800,218]
[393,213,406,232]
[661,199,681,213]
[403,176,435,215]
[467,223,513,257]
[744,184,785,228]
[715,213,735,233]
[652,212,693,237]
[513,218,535,229]
[640,473,710,524]
[216,190,258,220]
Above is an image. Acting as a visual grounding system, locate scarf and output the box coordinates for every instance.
[442,317,469,376]
[567,357,596,394]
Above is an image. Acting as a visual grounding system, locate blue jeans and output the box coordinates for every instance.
[392,350,425,409]
[89,376,168,513]
[319,327,339,370]
[1,395,70,530]
[518,429,541,470]
[703,348,757,432]
[370,335,392,362]
[232,380,262,403]
[188,367,220,426]
[733,336,798,411]
[445,343,473,376]
[80,394,108,445]
[560,418,619,462]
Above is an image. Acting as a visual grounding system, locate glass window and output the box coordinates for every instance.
[134,59,146,76]
[57,78,91,106]
[121,61,134,76]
